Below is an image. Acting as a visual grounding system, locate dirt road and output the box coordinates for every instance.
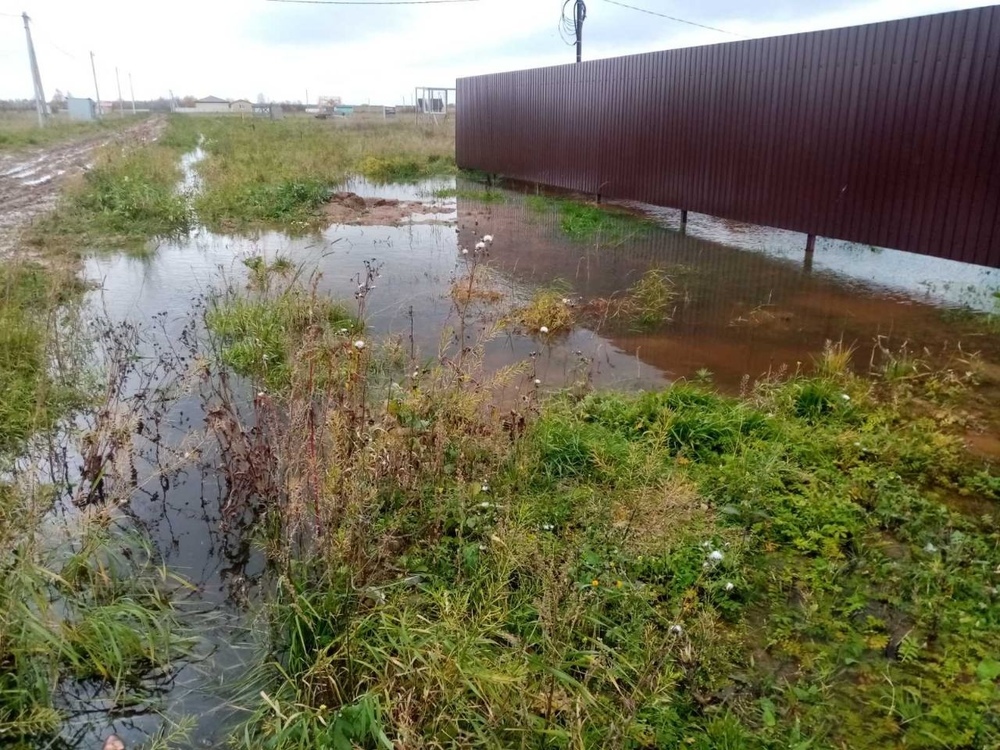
[0,116,165,257]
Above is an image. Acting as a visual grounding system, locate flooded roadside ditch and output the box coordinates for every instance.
[37,159,1000,745]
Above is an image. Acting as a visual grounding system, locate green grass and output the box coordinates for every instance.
[0,112,145,152]
[0,502,192,743]
[206,278,1000,748]
[432,187,507,204]
[206,263,360,391]
[526,194,654,244]
[0,262,83,455]
[172,115,456,229]
[27,137,191,251]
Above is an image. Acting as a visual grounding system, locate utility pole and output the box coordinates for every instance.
[22,13,47,127]
[90,52,102,116]
[115,66,124,117]
[305,88,309,105]
[129,72,136,114]
[575,0,586,63]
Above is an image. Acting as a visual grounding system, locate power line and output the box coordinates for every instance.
[602,0,742,38]
[265,0,482,5]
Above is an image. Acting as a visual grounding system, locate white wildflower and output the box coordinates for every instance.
[669,624,684,635]
[709,550,724,562]
[541,523,554,531]
[483,234,494,243]
[924,542,938,553]
[353,340,366,350]
[461,247,469,255]
[481,483,490,492]
[475,241,486,251]
[539,326,550,334]
[724,582,735,592]
[841,393,851,401]
[534,378,541,385]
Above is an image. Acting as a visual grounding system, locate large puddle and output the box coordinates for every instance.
[68,173,999,746]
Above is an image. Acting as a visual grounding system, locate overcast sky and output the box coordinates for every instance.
[0,0,990,104]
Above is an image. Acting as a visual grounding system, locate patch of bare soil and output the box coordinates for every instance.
[324,191,450,226]
[0,116,166,257]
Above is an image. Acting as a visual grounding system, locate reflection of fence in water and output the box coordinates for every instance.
[454,190,981,386]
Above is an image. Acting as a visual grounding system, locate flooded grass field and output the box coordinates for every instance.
[4,116,1000,749]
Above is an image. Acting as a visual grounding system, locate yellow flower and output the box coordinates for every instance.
[591,579,600,587]
[615,580,623,588]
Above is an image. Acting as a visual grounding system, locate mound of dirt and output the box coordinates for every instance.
[324,191,448,226]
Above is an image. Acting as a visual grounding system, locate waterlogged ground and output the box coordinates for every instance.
[59,169,1000,745]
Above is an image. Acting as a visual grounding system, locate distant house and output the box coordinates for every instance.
[230,99,253,114]
[194,95,230,113]
[66,97,97,121]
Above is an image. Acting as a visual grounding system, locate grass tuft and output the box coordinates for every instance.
[526,194,653,243]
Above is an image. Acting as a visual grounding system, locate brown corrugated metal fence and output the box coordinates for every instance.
[457,6,1000,268]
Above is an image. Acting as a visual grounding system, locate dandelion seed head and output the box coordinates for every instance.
[353,340,366,350]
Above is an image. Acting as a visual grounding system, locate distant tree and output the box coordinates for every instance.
[179,96,196,108]
[50,88,65,112]
[257,92,267,104]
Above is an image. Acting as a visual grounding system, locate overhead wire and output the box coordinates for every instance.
[559,0,585,47]
[558,0,576,45]
[601,0,742,38]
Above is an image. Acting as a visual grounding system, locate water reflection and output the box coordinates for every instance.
[70,175,998,745]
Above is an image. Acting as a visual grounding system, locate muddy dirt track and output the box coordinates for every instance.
[0,116,165,257]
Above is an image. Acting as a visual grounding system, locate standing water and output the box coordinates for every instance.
[65,166,999,745]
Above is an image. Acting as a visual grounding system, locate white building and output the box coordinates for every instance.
[194,95,230,113]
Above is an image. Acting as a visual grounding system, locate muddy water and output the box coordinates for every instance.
[70,175,999,746]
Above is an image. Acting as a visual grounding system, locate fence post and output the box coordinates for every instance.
[680,210,689,233]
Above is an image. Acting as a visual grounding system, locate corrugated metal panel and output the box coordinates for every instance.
[457,6,1000,268]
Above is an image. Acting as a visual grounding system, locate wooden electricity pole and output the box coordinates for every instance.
[115,67,124,117]
[91,52,102,116]
[22,13,48,126]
